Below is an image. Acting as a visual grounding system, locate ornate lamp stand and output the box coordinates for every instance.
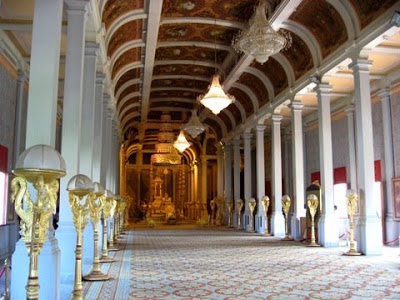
[99,190,114,263]
[248,198,256,232]
[262,196,271,236]
[306,194,320,247]
[227,201,233,227]
[12,145,66,300]
[67,174,94,300]
[83,182,110,281]
[281,195,294,241]
[107,197,119,251]
[236,199,243,229]
[119,199,127,233]
[344,189,361,256]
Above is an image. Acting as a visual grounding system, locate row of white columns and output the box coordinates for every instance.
[218,55,394,256]
[11,1,121,299]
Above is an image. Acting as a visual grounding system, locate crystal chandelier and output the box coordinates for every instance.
[199,75,235,115]
[184,109,206,138]
[232,0,291,64]
[173,130,191,153]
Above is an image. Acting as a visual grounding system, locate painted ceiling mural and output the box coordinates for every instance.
[96,0,399,149]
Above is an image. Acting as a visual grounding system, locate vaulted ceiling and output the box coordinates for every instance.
[1,0,400,151]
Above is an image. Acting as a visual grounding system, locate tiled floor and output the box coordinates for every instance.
[83,225,400,299]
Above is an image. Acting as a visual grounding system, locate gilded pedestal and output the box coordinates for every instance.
[307,194,320,247]
[281,195,294,241]
[343,190,361,256]
[83,183,110,281]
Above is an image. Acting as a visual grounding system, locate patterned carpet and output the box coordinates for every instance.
[83,225,400,299]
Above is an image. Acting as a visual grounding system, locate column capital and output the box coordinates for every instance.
[103,93,112,105]
[255,124,266,132]
[65,0,90,14]
[290,100,303,111]
[315,83,332,95]
[348,58,372,72]
[224,140,232,147]
[17,69,27,83]
[344,105,355,115]
[377,88,391,101]
[232,136,241,146]
[242,132,252,140]
[85,42,100,57]
[96,72,106,85]
[272,114,283,123]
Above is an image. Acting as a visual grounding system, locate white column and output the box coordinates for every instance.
[92,74,105,183]
[216,147,224,198]
[290,101,306,240]
[243,133,252,230]
[224,142,232,224]
[378,88,398,242]
[12,1,64,300]
[255,125,266,233]
[100,94,111,187]
[283,130,291,196]
[345,105,357,191]
[56,2,89,298]
[12,71,27,164]
[79,43,99,178]
[25,0,63,148]
[232,137,241,228]
[271,115,285,237]
[201,156,208,217]
[349,58,382,255]
[316,82,339,247]
[105,110,114,189]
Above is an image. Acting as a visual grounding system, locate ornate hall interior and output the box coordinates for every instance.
[0,0,400,299]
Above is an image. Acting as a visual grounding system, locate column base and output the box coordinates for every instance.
[271,212,285,238]
[356,215,383,255]
[83,270,110,281]
[56,222,76,299]
[290,215,301,240]
[242,212,250,230]
[255,212,265,234]
[11,236,61,300]
[385,213,399,244]
[318,213,339,247]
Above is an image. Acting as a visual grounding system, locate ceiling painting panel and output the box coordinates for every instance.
[228,87,254,117]
[107,19,142,57]
[158,23,238,46]
[349,0,398,29]
[155,46,228,64]
[203,118,222,140]
[226,103,242,125]
[115,68,141,93]
[102,0,144,30]
[281,32,313,80]
[112,47,141,79]
[119,84,140,101]
[289,0,348,59]
[217,111,232,132]
[251,58,288,96]
[239,72,269,107]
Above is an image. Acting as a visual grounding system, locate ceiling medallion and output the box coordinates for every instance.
[198,75,235,115]
[173,130,191,153]
[183,109,205,138]
[232,0,291,64]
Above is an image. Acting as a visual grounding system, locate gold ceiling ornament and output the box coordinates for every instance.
[183,108,206,138]
[198,75,235,115]
[232,0,291,65]
[173,130,191,153]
